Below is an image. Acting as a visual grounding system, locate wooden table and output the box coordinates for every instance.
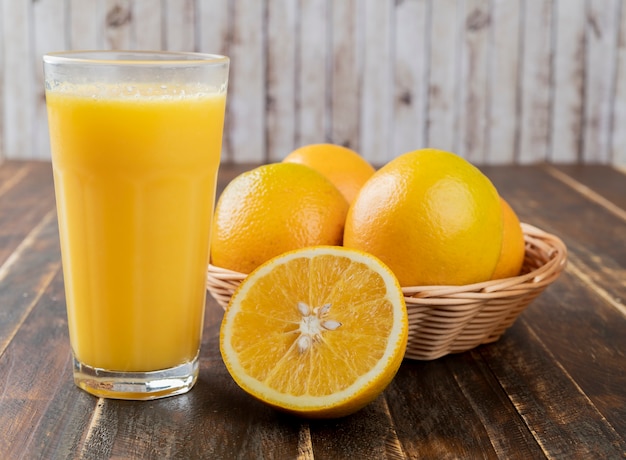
[1,160,625,459]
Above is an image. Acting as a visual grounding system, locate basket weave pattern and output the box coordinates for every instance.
[207,223,567,360]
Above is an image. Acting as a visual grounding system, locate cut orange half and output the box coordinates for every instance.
[219,246,408,419]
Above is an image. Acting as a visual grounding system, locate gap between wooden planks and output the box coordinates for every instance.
[0,210,59,358]
[565,255,626,318]
[544,165,626,223]
[0,165,30,198]
[544,165,626,318]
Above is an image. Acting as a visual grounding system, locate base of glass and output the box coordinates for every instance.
[72,355,199,400]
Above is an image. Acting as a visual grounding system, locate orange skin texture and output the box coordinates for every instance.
[491,197,526,279]
[210,163,349,274]
[283,143,376,205]
[344,149,504,286]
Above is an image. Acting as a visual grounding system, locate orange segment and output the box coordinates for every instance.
[220,246,408,418]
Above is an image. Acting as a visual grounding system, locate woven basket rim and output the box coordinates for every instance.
[206,264,247,279]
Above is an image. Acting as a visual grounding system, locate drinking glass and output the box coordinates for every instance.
[43,51,229,400]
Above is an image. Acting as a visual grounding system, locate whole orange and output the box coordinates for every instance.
[343,148,504,286]
[491,198,526,279]
[282,143,375,205]
[210,163,349,274]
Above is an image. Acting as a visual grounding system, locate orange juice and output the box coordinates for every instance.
[46,84,226,372]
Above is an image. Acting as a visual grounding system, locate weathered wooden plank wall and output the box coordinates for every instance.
[1,0,625,166]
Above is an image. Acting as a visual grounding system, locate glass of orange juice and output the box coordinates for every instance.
[43,51,229,400]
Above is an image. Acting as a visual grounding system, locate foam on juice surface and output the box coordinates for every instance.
[46,81,226,101]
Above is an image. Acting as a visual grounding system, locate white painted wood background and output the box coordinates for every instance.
[1,0,626,166]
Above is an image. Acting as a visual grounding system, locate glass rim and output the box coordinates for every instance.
[43,50,229,66]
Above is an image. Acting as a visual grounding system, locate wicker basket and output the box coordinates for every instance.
[207,223,567,360]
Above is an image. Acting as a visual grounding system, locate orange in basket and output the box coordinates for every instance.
[282,143,375,205]
[210,163,348,275]
[343,149,504,287]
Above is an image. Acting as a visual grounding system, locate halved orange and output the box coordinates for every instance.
[219,246,408,418]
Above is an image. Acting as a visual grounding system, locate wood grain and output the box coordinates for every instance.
[486,165,626,297]
[330,0,361,152]
[393,0,429,156]
[0,0,4,164]
[1,0,34,162]
[0,162,56,265]
[266,0,298,161]
[0,211,59,356]
[3,0,626,166]
[163,0,195,52]
[104,0,132,50]
[551,0,586,163]
[131,0,163,50]
[297,0,330,148]
[227,0,265,163]
[0,269,71,457]
[196,0,230,58]
[385,355,540,459]
[518,0,553,164]
[550,164,626,208]
[486,0,521,164]
[427,0,460,154]
[611,1,626,166]
[458,0,490,163]
[583,0,621,163]
[480,318,626,458]
[360,0,394,164]
[68,0,100,49]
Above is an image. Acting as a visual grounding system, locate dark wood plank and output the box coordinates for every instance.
[0,161,31,198]
[384,355,544,459]
[445,352,547,458]
[72,315,303,458]
[548,164,626,210]
[0,161,56,266]
[505,270,626,439]
[479,315,626,457]
[3,270,299,459]
[308,397,412,459]
[383,283,626,459]
[0,212,60,351]
[482,165,626,440]
[20,364,97,459]
[0,270,96,457]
